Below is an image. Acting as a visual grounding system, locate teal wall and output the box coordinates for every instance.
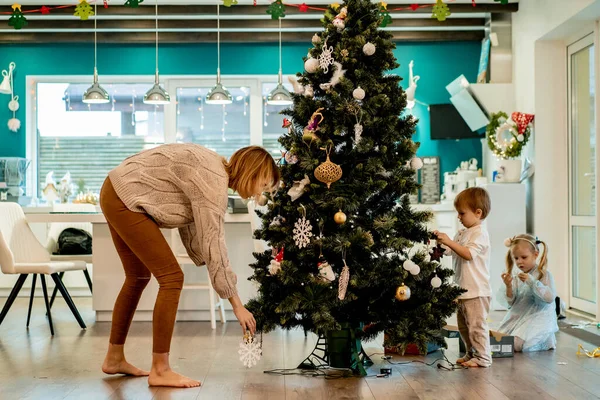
[0,41,482,179]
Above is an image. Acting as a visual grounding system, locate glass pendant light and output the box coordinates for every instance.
[144,0,170,105]
[206,4,232,105]
[267,17,293,106]
[83,1,109,104]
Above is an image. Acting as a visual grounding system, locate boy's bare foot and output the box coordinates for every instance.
[148,369,201,388]
[102,359,149,376]
[462,360,486,368]
[456,356,470,364]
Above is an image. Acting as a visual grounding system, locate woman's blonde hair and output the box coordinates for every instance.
[505,234,548,280]
[224,146,280,199]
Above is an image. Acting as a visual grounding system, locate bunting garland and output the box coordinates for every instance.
[1,0,511,30]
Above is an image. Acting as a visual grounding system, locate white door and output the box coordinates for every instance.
[568,33,597,315]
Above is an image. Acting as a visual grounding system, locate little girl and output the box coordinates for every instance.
[497,234,558,352]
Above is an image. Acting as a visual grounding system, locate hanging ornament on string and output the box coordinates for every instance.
[303,107,324,144]
[334,209,346,225]
[104,0,109,9]
[429,242,446,262]
[432,0,451,22]
[315,145,342,189]
[8,4,28,30]
[223,0,238,7]
[304,57,320,74]
[395,283,411,301]
[363,42,376,56]
[332,6,347,32]
[287,174,310,202]
[316,223,335,283]
[354,109,364,146]
[320,62,346,91]
[239,332,262,368]
[124,0,144,6]
[353,86,365,101]
[74,0,95,20]
[293,205,313,249]
[40,5,51,15]
[270,214,286,227]
[338,249,350,300]
[299,3,309,12]
[266,0,286,19]
[318,38,335,74]
[268,247,284,275]
[312,34,321,45]
[409,157,424,170]
[431,272,442,288]
[284,151,298,165]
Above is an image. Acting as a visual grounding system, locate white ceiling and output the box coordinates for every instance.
[11,0,519,5]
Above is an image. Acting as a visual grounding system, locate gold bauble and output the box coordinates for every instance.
[256,194,268,206]
[395,283,411,301]
[314,154,342,189]
[334,209,347,224]
[303,128,317,143]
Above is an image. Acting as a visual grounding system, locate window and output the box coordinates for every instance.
[175,86,250,159]
[262,82,294,158]
[36,82,165,196]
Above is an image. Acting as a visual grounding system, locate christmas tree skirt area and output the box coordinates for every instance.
[298,325,373,376]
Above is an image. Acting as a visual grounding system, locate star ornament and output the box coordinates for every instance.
[429,245,446,262]
[299,3,309,12]
[41,5,50,14]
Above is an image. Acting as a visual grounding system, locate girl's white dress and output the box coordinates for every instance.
[497,269,558,352]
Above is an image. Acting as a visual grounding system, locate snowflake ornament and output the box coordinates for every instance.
[293,215,313,248]
[318,39,335,74]
[239,334,262,368]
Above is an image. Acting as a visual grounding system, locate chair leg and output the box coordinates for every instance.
[26,274,37,328]
[50,273,86,329]
[0,274,28,326]
[208,285,216,330]
[40,275,54,336]
[48,271,65,310]
[218,295,226,324]
[83,269,93,293]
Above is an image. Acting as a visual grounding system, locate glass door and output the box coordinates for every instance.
[568,33,597,315]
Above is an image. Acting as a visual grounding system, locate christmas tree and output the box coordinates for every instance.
[247,0,463,370]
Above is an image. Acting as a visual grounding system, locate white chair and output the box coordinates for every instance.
[170,229,226,329]
[45,203,94,308]
[0,202,87,335]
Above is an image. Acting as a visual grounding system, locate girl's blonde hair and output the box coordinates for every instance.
[224,146,280,199]
[505,234,548,280]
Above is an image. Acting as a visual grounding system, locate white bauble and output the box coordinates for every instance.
[353,87,366,100]
[517,134,524,142]
[363,42,376,56]
[410,265,420,276]
[431,275,442,288]
[410,157,423,170]
[403,259,415,271]
[312,34,321,45]
[304,58,319,73]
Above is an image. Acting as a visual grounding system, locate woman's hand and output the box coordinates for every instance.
[233,305,256,336]
[501,272,513,286]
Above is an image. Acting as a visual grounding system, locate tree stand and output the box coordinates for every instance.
[297,324,373,376]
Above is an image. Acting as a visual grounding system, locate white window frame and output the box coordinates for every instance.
[26,74,281,197]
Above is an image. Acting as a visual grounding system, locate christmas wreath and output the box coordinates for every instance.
[486,111,534,159]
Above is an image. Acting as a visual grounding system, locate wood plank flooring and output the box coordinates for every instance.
[0,298,598,400]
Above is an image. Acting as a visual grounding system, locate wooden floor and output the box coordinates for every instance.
[0,298,599,400]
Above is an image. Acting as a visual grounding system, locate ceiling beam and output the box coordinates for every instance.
[0,30,484,43]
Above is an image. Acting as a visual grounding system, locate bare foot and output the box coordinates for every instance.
[148,369,201,388]
[102,359,150,376]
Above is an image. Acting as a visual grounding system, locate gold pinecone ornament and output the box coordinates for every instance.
[314,146,342,189]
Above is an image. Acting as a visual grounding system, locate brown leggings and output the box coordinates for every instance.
[99,177,183,354]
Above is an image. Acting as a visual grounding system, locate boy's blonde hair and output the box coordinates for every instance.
[454,187,491,219]
[224,146,280,199]
[505,234,548,280]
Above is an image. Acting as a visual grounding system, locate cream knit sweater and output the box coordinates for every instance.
[108,143,237,299]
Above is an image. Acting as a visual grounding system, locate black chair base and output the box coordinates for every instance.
[49,269,93,310]
[0,273,86,335]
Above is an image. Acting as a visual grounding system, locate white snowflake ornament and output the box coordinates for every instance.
[293,207,313,248]
[239,334,262,368]
[318,39,335,73]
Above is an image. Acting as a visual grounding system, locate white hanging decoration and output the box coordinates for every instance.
[269,259,281,275]
[517,135,525,142]
[318,39,335,74]
[431,274,442,288]
[8,118,20,132]
[312,33,321,45]
[304,58,320,73]
[353,86,365,100]
[304,84,314,98]
[403,259,416,271]
[238,333,262,368]
[288,174,310,202]
[1,62,20,132]
[319,62,346,91]
[354,123,363,144]
[363,42,376,56]
[410,265,420,276]
[409,157,423,170]
[338,258,350,300]
[317,258,335,282]
[333,18,345,31]
[293,205,313,248]
[287,75,305,94]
